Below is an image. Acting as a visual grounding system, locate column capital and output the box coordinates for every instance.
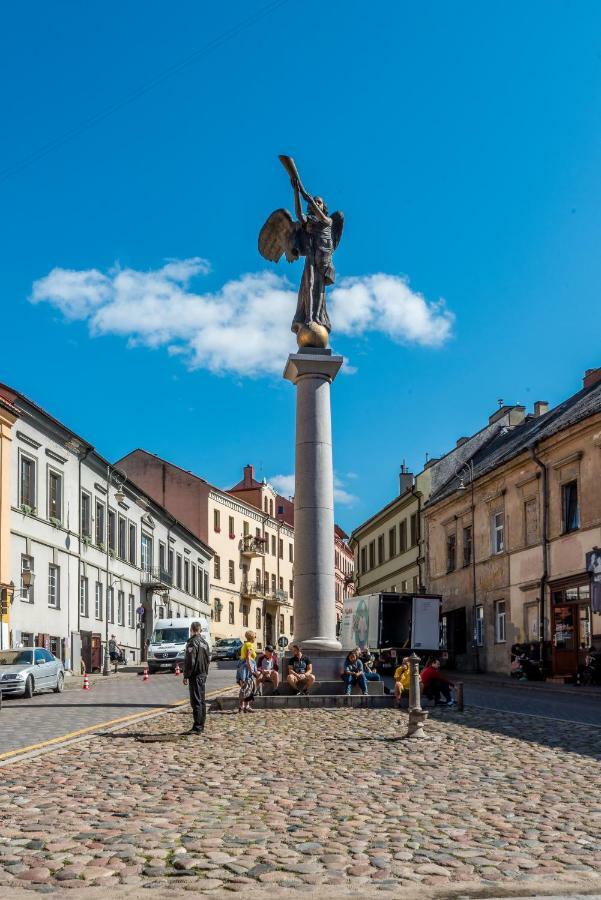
[283,350,344,385]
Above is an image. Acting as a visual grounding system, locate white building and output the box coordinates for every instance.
[1,384,212,672]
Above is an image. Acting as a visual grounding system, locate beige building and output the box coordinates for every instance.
[334,525,354,625]
[117,454,294,649]
[0,395,17,649]
[425,368,601,677]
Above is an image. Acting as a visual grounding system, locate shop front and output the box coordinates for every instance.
[551,576,592,676]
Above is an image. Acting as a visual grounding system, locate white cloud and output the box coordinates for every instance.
[269,472,357,507]
[30,259,453,377]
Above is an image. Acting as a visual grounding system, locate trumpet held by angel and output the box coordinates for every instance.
[258,155,344,349]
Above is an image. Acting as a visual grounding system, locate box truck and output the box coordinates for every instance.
[339,593,441,653]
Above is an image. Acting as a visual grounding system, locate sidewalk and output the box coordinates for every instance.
[446,668,601,699]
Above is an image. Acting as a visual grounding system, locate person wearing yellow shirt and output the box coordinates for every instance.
[236,630,257,713]
[393,657,411,707]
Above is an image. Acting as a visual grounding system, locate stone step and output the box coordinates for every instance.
[209,694,396,711]
[260,680,385,697]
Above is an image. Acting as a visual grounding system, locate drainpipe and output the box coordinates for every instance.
[531,444,548,668]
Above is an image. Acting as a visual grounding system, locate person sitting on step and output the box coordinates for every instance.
[256,644,280,695]
[342,650,368,696]
[286,644,315,695]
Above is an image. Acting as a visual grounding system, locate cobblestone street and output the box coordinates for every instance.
[0,703,600,898]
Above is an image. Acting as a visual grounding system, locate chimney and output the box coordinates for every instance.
[243,464,254,487]
[584,367,601,389]
[533,400,549,417]
[399,463,414,495]
[489,404,512,425]
[508,405,526,426]
[456,437,469,447]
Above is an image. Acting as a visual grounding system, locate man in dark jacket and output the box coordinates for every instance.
[182,622,210,735]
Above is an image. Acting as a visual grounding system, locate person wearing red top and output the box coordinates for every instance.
[420,659,456,706]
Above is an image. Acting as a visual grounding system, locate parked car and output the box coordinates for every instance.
[211,638,243,661]
[0,648,64,698]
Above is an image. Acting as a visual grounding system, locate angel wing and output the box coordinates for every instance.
[331,211,344,250]
[258,208,300,263]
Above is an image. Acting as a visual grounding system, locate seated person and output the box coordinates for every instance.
[420,658,456,706]
[286,644,315,695]
[360,648,383,682]
[342,651,368,696]
[256,644,280,694]
[393,656,411,706]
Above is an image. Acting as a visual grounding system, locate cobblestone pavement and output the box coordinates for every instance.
[0,664,237,756]
[0,704,600,897]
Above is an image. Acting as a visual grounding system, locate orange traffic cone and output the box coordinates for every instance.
[82,673,90,690]
[143,667,149,682]
[174,663,180,676]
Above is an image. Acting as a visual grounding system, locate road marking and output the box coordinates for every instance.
[0,688,227,763]
[470,703,601,729]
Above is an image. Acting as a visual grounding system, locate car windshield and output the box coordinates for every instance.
[0,650,34,666]
[216,639,239,647]
[150,628,189,644]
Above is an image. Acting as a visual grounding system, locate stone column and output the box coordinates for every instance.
[284,349,343,651]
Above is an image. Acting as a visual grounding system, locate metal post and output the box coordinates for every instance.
[405,652,428,738]
[456,682,464,712]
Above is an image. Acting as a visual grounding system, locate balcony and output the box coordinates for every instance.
[241,579,264,599]
[141,567,173,590]
[240,535,267,558]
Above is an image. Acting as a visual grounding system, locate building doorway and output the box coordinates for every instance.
[551,579,591,676]
[265,613,274,647]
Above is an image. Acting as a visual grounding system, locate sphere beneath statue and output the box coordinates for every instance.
[296,322,329,349]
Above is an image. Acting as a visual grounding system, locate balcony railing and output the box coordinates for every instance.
[141,567,173,588]
[240,535,267,558]
[241,579,264,598]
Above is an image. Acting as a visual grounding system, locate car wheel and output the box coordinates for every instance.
[54,672,64,693]
[24,675,34,699]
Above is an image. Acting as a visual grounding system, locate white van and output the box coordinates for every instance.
[147,617,212,673]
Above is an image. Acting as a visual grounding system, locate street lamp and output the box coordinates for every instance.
[103,465,126,676]
[456,460,480,673]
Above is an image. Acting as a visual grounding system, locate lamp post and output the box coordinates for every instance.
[102,465,125,676]
[457,460,479,673]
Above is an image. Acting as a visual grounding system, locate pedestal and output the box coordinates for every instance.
[284,348,343,652]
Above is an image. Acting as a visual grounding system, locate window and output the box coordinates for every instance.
[214,509,221,532]
[214,555,221,580]
[243,520,249,536]
[128,523,136,564]
[475,604,484,646]
[80,576,89,617]
[446,533,456,572]
[271,573,276,594]
[269,499,273,517]
[21,555,34,602]
[229,516,235,538]
[410,513,418,547]
[191,565,196,596]
[271,535,276,556]
[81,491,92,538]
[242,604,249,627]
[279,576,284,591]
[256,608,261,630]
[213,599,221,623]
[141,534,152,571]
[96,501,105,546]
[168,547,174,576]
[389,527,397,558]
[495,599,506,643]
[280,614,285,633]
[117,590,125,626]
[118,515,127,560]
[228,601,235,625]
[20,455,36,508]
[289,543,293,562]
[492,512,504,554]
[399,520,407,553]
[204,571,208,601]
[289,579,294,600]
[159,542,166,573]
[176,554,183,588]
[278,538,283,559]
[95,582,103,620]
[401,579,408,592]
[360,547,367,573]
[184,559,190,592]
[108,509,116,551]
[228,560,235,584]
[290,615,294,634]
[108,587,115,624]
[462,526,472,567]
[524,498,538,546]
[377,534,385,565]
[368,541,375,569]
[128,594,135,627]
[562,481,579,534]
[264,497,268,513]
[48,470,62,521]
[48,565,60,608]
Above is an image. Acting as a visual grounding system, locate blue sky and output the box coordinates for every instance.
[2,1,601,532]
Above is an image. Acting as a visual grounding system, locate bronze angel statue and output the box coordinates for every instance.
[258,155,344,348]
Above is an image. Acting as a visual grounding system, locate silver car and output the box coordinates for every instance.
[0,648,64,698]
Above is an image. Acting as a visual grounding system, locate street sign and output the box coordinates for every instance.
[278,635,288,648]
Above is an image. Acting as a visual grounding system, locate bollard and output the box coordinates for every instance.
[456,681,464,712]
[405,652,428,739]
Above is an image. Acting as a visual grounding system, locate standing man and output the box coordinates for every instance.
[183,622,210,735]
